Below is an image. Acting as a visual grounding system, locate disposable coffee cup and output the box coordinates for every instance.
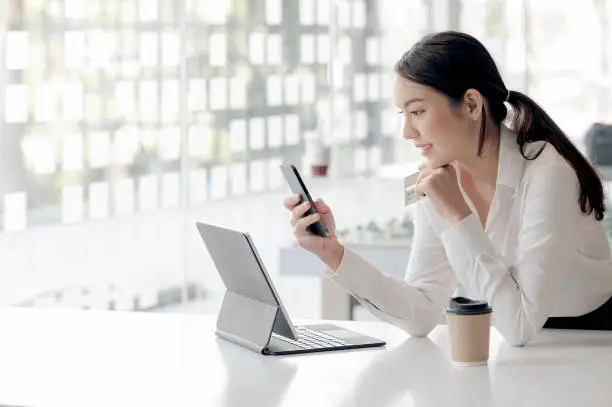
[445,297,492,367]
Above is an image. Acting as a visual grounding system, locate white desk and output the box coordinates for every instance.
[1,308,612,407]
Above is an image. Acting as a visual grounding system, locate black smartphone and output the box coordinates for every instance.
[280,163,330,238]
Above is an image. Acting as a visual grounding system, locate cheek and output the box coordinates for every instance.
[418,113,449,145]
[424,112,462,147]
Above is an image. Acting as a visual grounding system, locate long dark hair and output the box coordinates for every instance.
[395,31,605,221]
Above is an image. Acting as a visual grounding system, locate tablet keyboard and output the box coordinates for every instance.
[272,326,352,350]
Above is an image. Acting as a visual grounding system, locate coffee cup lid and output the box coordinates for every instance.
[446,296,492,315]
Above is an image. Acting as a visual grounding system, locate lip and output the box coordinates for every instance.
[415,143,433,156]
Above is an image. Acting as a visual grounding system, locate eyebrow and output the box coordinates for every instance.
[401,98,424,109]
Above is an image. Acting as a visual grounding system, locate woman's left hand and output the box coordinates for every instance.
[414,164,472,224]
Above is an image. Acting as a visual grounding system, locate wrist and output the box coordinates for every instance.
[321,241,345,270]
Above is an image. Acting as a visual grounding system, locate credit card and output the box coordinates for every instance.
[404,171,424,206]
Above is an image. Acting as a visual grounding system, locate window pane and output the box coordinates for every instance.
[317,34,329,63]
[34,83,57,122]
[352,1,367,28]
[249,160,266,192]
[249,33,266,65]
[301,35,315,64]
[64,31,86,68]
[267,34,282,65]
[188,79,207,111]
[267,76,282,106]
[230,163,247,195]
[203,0,229,24]
[89,182,110,219]
[115,81,136,118]
[266,0,282,25]
[65,0,85,19]
[354,110,368,139]
[62,83,84,121]
[230,120,247,153]
[300,0,315,25]
[3,192,27,232]
[267,157,283,189]
[284,75,299,105]
[209,33,227,67]
[161,80,179,123]
[317,0,330,25]
[300,73,316,103]
[209,78,227,110]
[249,118,266,150]
[140,32,158,66]
[88,30,116,68]
[159,127,180,160]
[62,185,84,224]
[162,31,180,66]
[268,116,283,148]
[285,114,300,145]
[139,0,158,21]
[22,135,56,174]
[89,132,111,168]
[5,84,29,123]
[190,169,208,203]
[139,81,158,120]
[353,73,366,102]
[115,178,135,214]
[161,172,180,207]
[366,37,380,65]
[5,31,29,70]
[138,175,159,212]
[62,133,84,171]
[211,166,228,199]
[189,125,214,160]
[230,77,247,109]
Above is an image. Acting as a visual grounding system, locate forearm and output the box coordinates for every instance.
[327,248,455,337]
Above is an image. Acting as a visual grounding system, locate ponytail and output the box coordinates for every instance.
[506,90,606,221]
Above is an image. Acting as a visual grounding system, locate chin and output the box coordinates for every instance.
[425,151,453,168]
[425,156,443,168]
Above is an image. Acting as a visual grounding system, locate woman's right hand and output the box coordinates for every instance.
[283,195,344,270]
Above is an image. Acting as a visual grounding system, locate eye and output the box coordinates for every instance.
[397,110,404,115]
[410,110,425,117]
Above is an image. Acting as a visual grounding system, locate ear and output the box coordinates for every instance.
[462,89,484,120]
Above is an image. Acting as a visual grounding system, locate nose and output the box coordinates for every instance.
[402,119,418,141]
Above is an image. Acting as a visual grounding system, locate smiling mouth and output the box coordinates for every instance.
[417,144,433,156]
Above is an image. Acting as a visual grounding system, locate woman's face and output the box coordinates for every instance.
[393,75,479,168]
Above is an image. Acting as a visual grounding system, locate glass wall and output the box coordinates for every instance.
[0,0,428,313]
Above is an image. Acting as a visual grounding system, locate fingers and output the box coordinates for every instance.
[415,170,428,185]
[294,213,321,236]
[414,179,426,197]
[291,201,312,227]
[313,199,330,214]
[283,194,301,210]
[414,171,430,197]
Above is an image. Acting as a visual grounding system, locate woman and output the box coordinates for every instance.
[283,31,612,346]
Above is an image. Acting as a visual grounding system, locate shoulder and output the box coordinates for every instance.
[521,141,578,185]
[523,141,573,172]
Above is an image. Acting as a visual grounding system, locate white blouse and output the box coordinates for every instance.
[328,125,612,346]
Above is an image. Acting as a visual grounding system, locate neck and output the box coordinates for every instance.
[454,124,501,189]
